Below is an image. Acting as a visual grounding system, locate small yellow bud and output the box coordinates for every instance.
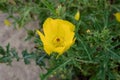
[86,29,91,33]
[4,19,11,27]
[56,5,62,16]
[74,10,80,21]
[114,12,120,22]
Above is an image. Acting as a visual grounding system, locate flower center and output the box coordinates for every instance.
[52,36,64,47]
[56,38,60,42]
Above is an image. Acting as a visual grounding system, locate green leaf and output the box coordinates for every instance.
[36,54,46,66]
[0,46,5,55]
[25,30,35,41]
[77,36,92,60]
[40,59,71,80]
[6,43,10,56]
[0,56,12,64]
[22,50,36,64]
[11,48,19,61]
[41,0,57,17]
[106,48,120,61]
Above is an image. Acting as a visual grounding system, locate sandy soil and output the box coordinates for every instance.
[0,13,41,80]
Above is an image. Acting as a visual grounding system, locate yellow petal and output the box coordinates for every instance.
[64,38,75,52]
[54,47,65,55]
[74,10,80,21]
[4,19,11,27]
[36,30,45,43]
[55,19,75,37]
[44,44,54,55]
[60,20,75,43]
[43,18,58,40]
[114,12,120,22]
[54,19,75,54]
[57,19,75,31]
[36,30,54,55]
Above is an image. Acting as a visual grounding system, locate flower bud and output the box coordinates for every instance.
[114,12,120,22]
[74,10,80,21]
[4,19,11,27]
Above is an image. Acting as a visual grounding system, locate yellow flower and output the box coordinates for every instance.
[114,12,120,22]
[37,18,75,55]
[74,10,80,21]
[4,19,11,27]
[86,29,91,33]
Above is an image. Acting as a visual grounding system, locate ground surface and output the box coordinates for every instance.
[0,13,41,80]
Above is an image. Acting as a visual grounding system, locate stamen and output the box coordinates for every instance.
[56,38,60,42]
